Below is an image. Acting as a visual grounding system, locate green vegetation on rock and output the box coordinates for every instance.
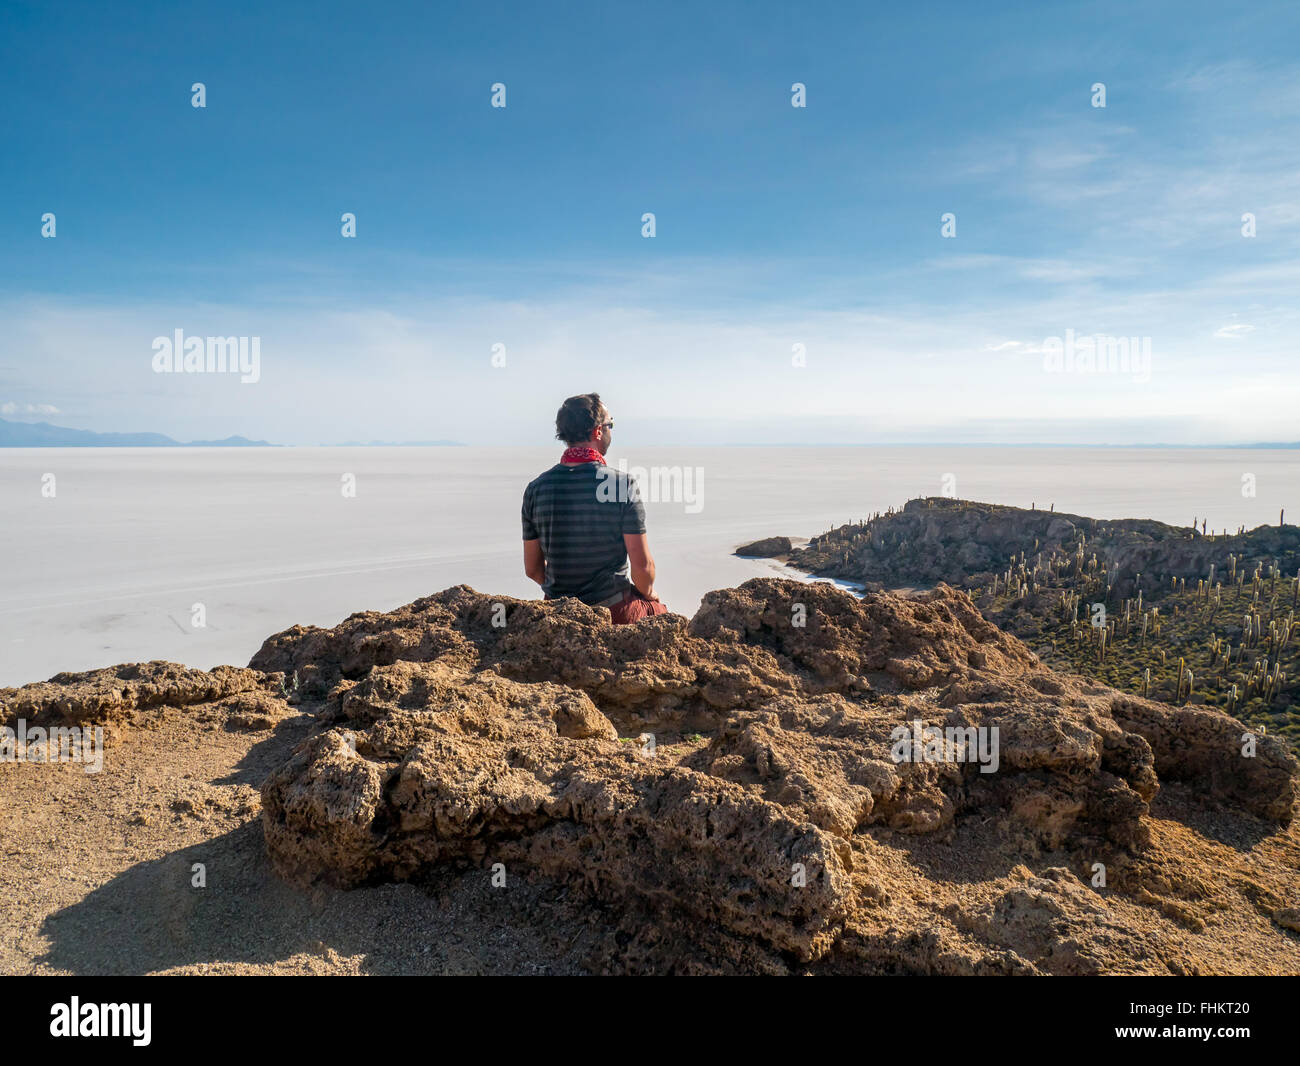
[788,497,1300,741]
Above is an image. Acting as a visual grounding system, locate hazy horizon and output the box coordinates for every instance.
[5,423,1300,449]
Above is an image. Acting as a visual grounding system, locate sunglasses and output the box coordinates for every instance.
[600,420,614,430]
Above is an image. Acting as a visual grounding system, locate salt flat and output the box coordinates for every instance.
[1,445,1296,687]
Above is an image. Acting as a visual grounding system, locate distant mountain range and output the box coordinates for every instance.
[0,417,272,447]
[2,416,1293,450]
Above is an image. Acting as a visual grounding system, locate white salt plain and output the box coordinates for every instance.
[1,445,1296,687]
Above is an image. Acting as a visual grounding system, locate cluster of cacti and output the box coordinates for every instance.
[984,557,1300,740]
[790,497,1300,741]
[967,537,1299,740]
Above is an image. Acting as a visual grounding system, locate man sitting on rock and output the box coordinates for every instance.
[522,393,668,624]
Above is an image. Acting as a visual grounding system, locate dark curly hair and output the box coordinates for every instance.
[555,393,606,445]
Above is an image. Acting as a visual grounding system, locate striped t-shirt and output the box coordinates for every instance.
[521,461,646,604]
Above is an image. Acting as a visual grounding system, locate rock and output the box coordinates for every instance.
[9,576,1294,973]
[947,867,1138,975]
[0,661,273,745]
[779,498,1300,741]
[735,536,793,558]
[255,578,1299,971]
[788,498,1300,596]
[1110,695,1297,822]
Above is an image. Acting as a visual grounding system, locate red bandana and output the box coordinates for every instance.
[560,445,605,465]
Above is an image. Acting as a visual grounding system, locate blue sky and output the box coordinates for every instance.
[2,0,1298,444]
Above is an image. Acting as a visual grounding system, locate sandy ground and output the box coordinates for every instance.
[4,689,1298,975]
[0,704,616,975]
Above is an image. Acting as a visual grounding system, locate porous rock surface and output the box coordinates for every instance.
[250,578,1299,973]
[0,661,276,745]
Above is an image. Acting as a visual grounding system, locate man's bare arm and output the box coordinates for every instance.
[623,533,657,599]
[523,539,546,587]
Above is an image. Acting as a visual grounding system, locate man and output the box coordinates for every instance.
[521,393,668,624]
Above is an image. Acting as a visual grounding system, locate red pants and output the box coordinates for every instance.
[608,588,668,624]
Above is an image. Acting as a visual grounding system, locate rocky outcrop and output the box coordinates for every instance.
[791,497,1300,593]
[780,498,1300,742]
[0,661,275,744]
[7,577,1293,973]
[252,578,1298,973]
[735,536,793,558]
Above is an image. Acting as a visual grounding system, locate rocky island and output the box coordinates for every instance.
[777,498,1300,743]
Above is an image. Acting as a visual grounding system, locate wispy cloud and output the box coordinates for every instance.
[1215,323,1256,338]
[0,401,60,417]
